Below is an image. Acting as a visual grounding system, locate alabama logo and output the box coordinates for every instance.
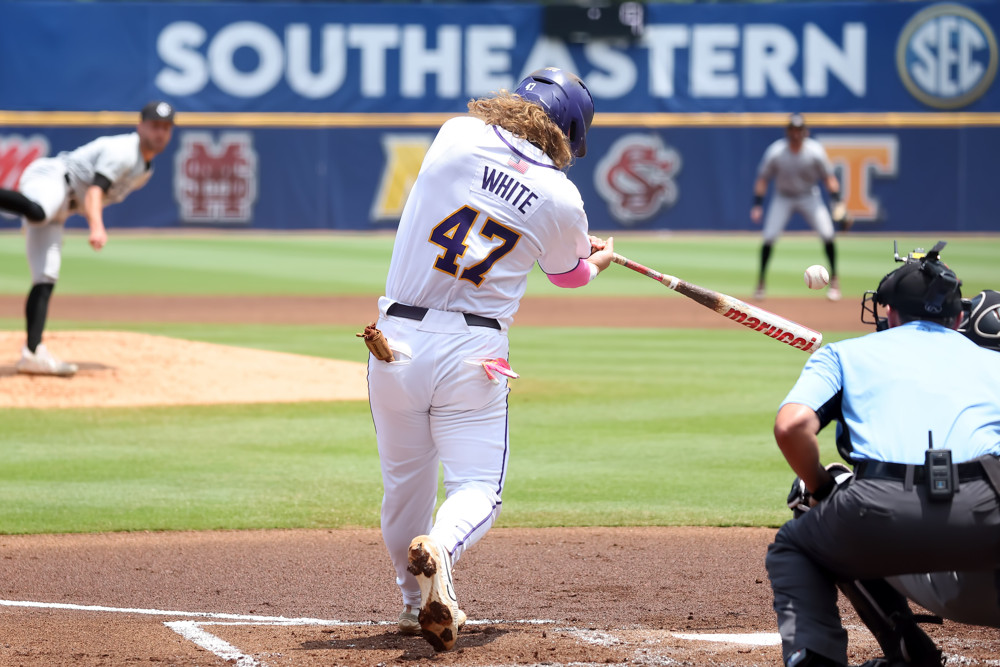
[594,134,682,226]
[174,132,258,224]
[0,134,49,190]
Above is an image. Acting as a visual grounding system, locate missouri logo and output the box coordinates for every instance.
[0,134,49,190]
[174,132,258,224]
[896,3,998,109]
[594,134,681,226]
[371,133,433,223]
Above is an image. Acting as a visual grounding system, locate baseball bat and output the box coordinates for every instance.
[611,253,823,353]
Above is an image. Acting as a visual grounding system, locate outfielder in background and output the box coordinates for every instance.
[750,113,846,302]
[767,244,1000,667]
[0,101,175,376]
[363,67,613,652]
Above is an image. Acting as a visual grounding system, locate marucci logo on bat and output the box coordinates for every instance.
[723,307,818,351]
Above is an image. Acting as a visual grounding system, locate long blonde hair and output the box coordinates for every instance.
[467,91,573,170]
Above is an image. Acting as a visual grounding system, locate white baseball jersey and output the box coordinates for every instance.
[18,132,153,283]
[383,116,592,328]
[756,137,836,242]
[757,137,834,198]
[62,132,153,207]
[370,115,596,612]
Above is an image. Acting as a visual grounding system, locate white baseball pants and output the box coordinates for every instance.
[762,190,835,244]
[367,301,511,608]
[19,157,72,284]
[889,571,1000,627]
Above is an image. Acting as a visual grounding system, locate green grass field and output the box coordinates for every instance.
[1,231,996,535]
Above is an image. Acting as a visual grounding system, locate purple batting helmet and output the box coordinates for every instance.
[514,67,594,158]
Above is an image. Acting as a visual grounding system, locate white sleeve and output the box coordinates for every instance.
[535,193,591,275]
[93,136,137,185]
[757,140,781,181]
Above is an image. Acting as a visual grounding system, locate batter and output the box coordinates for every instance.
[365,67,614,652]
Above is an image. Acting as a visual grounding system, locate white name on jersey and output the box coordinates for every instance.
[477,163,545,217]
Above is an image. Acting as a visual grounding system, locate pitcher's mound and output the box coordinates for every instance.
[0,331,369,408]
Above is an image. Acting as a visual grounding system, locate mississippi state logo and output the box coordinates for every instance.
[0,134,49,189]
[896,4,998,109]
[594,134,681,225]
[174,132,258,223]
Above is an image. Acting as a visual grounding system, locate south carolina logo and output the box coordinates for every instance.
[174,132,258,224]
[594,134,681,225]
[896,3,998,109]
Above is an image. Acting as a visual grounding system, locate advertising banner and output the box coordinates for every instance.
[1,1,997,113]
[0,1,997,232]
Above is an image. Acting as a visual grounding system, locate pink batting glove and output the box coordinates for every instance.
[481,358,519,385]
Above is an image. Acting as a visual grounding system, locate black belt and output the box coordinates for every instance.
[855,459,991,484]
[387,302,500,330]
[64,173,77,208]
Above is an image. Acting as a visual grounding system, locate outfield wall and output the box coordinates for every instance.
[0,1,997,232]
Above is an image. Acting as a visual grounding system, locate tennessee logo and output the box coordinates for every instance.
[0,134,49,190]
[817,134,899,223]
[896,3,998,109]
[174,132,258,223]
[594,134,682,225]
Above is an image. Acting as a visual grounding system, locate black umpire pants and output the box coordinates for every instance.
[765,475,1000,665]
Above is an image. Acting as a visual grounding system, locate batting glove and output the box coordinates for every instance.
[481,358,519,385]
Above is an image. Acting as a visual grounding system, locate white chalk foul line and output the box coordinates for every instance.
[0,598,347,624]
[165,621,260,667]
[672,631,782,646]
[3,598,788,665]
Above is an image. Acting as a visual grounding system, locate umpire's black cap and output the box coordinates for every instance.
[876,256,963,320]
[140,100,175,123]
[787,113,806,129]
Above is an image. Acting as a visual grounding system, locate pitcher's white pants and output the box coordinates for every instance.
[18,157,72,284]
[367,302,511,608]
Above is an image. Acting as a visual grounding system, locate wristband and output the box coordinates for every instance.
[811,476,837,502]
[830,191,841,203]
[753,194,763,207]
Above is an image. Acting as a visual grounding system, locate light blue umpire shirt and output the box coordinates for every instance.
[780,321,1000,464]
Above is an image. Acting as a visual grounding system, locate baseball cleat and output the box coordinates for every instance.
[16,344,78,377]
[398,605,421,636]
[753,284,766,301]
[407,535,463,651]
[827,278,842,302]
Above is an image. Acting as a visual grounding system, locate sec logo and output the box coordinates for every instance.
[896,3,998,109]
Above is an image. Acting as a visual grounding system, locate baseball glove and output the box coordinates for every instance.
[787,462,854,518]
[357,321,394,362]
[831,202,853,232]
[958,289,1000,352]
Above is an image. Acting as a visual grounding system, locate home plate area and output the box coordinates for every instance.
[2,529,997,665]
[151,617,1000,666]
[163,614,793,666]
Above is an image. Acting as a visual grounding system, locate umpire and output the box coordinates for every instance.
[765,242,1000,667]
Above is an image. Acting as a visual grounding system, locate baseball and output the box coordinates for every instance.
[803,264,830,289]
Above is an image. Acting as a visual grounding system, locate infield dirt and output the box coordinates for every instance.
[1,295,995,666]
